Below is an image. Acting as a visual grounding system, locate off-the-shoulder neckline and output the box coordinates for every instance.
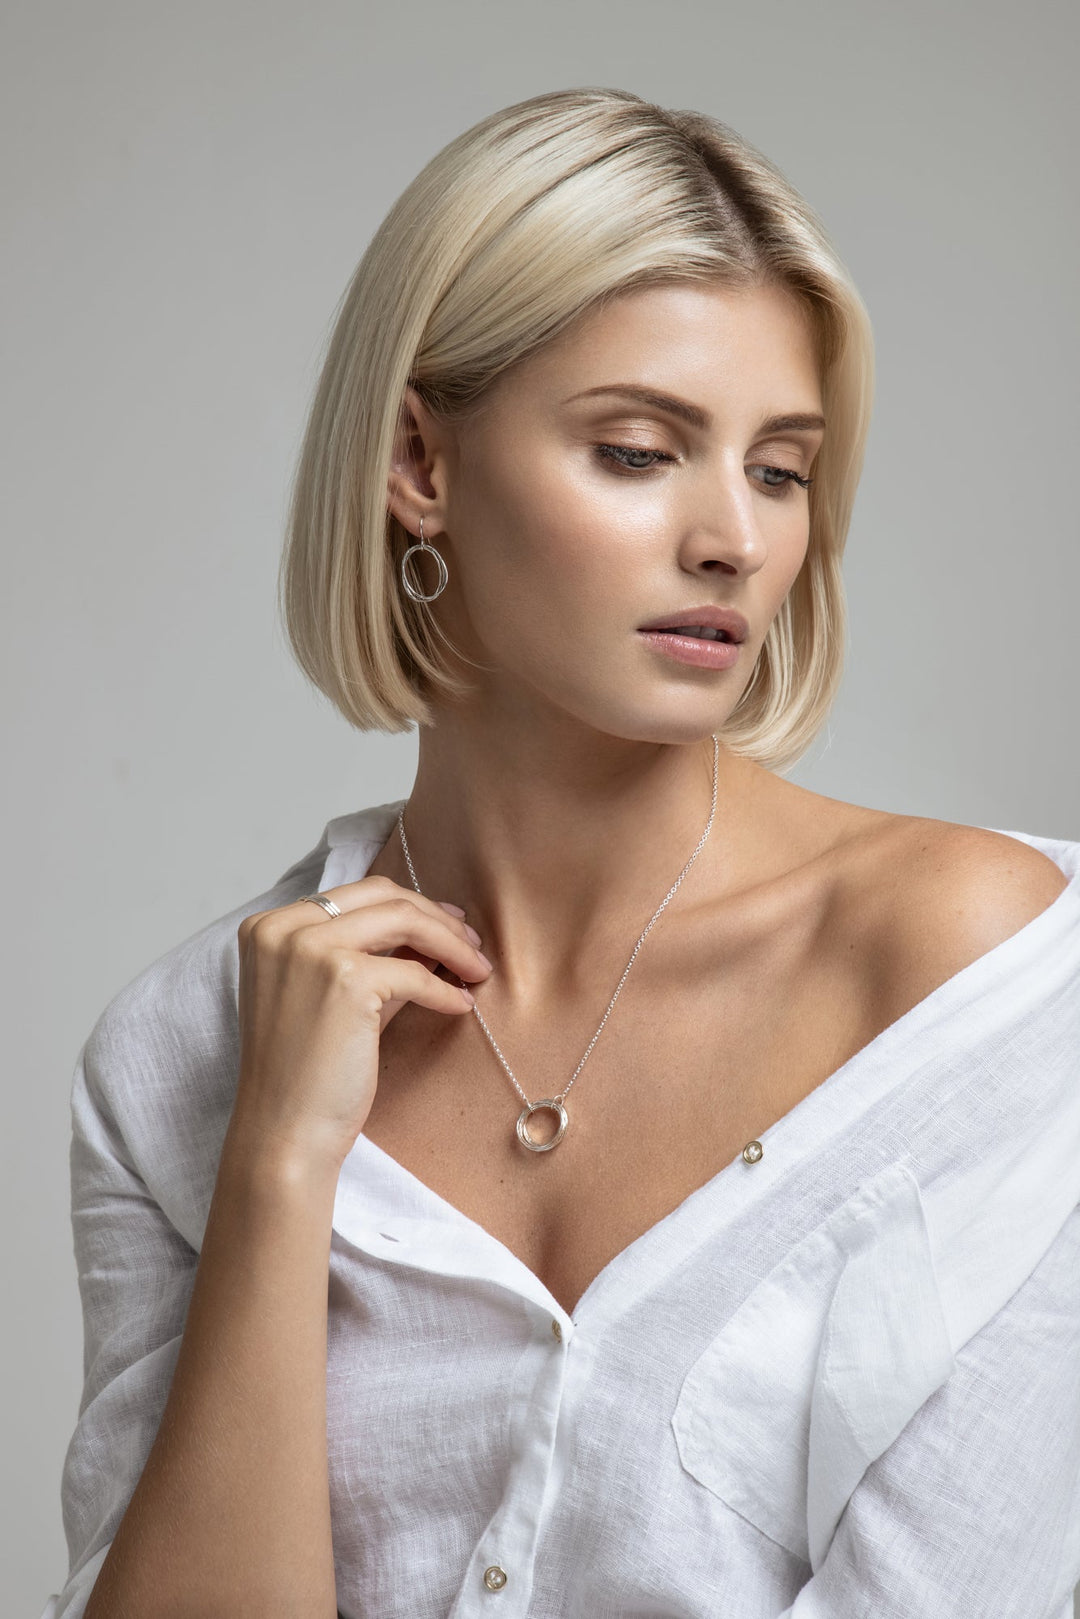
[322,805,1080,1323]
[313,804,1080,1106]
[317,799,1080,933]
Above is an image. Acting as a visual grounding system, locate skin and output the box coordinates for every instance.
[80,277,1069,1619]
[361,274,1067,1250]
[377,279,833,999]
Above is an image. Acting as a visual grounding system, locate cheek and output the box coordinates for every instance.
[532,452,678,582]
[761,517,812,625]
[524,474,676,639]
[777,509,813,585]
[465,451,647,621]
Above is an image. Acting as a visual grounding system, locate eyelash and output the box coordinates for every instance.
[594,443,814,494]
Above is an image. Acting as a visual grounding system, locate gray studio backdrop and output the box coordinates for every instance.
[4,2,1077,1613]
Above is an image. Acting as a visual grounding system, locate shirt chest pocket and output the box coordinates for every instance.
[671,1160,957,1571]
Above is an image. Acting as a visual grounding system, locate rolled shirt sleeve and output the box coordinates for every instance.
[38,1034,199,1619]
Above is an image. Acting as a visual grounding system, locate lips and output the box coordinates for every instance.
[637,628,741,670]
[650,625,731,642]
[637,605,749,644]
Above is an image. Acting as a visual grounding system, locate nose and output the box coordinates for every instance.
[677,465,769,578]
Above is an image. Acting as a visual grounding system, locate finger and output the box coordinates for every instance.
[296,875,474,933]
[272,878,481,957]
[366,954,477,1017]
[290,898,492,984]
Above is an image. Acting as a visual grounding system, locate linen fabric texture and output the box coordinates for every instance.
[39,801,1080,1618]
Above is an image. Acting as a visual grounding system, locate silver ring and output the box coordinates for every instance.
[299,893,341,917]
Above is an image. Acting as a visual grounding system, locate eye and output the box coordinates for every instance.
[594,443,676,473]
[750,464,814,496]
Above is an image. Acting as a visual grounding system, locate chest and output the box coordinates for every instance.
[360,886,882,1318]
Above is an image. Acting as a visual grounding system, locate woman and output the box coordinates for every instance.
[44,88,1080,1619]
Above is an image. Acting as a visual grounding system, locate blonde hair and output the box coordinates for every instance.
[280,87,874,773]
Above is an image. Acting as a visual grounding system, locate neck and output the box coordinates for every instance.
[381,710,764,1006]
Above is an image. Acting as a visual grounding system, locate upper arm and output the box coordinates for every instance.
[43,1034,199,1618]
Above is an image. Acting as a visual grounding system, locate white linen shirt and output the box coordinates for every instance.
[40,800,1080,1619]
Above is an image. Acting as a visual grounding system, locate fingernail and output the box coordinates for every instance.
[438,901,466,916]
[464,924,482,945]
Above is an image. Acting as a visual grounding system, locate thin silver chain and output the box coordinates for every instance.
[396,733,720,1115]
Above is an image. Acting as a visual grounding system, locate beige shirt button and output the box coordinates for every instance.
[551,1318,563,1341]
[483,1564,508,1591]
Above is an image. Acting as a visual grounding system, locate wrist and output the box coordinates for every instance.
[220,1105,349,1192]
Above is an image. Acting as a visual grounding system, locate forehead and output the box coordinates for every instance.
[494,280,823,416]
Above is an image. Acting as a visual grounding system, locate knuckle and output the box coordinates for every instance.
[375,896,417,931]
[285,925,321,959]
[355,984,386,1025]
[364,874,399,897]
[239,910,285,951]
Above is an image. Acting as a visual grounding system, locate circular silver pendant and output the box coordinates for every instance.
[516,1098,568,1152]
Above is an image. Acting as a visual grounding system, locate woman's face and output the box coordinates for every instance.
[404,279,826,744]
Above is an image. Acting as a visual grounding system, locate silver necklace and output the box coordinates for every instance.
[396,733,721,1153]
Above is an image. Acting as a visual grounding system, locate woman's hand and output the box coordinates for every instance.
[229,876,492,1171]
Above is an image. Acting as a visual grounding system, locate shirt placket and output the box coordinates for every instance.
[331,1195,579,1618]
[447,1299,574,1617]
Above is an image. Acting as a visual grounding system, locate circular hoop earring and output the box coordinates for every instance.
[400,514,449,603]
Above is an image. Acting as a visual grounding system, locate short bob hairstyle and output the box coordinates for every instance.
[280,86,874,774]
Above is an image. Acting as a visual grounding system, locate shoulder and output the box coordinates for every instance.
[884,815,1068,942]
[86,798,399,1097]
[760,775,1070,949]
[842,814,1071,1019]
[89,832,328,1075]
[79,828,332,1222]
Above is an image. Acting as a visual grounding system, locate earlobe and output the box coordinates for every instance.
[385,468,440,543]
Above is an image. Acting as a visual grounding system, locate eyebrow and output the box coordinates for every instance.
[564,384,826,437]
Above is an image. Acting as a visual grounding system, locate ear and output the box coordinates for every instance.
[386,385,451,539]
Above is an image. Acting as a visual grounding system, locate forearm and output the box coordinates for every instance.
[84,1115,343,1619]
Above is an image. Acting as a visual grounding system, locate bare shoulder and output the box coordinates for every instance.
[841,812,1070,1019]
[885,815,1067,939]
[734,773,1070,1020]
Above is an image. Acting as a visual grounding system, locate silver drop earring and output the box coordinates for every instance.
[400,514,449,603]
